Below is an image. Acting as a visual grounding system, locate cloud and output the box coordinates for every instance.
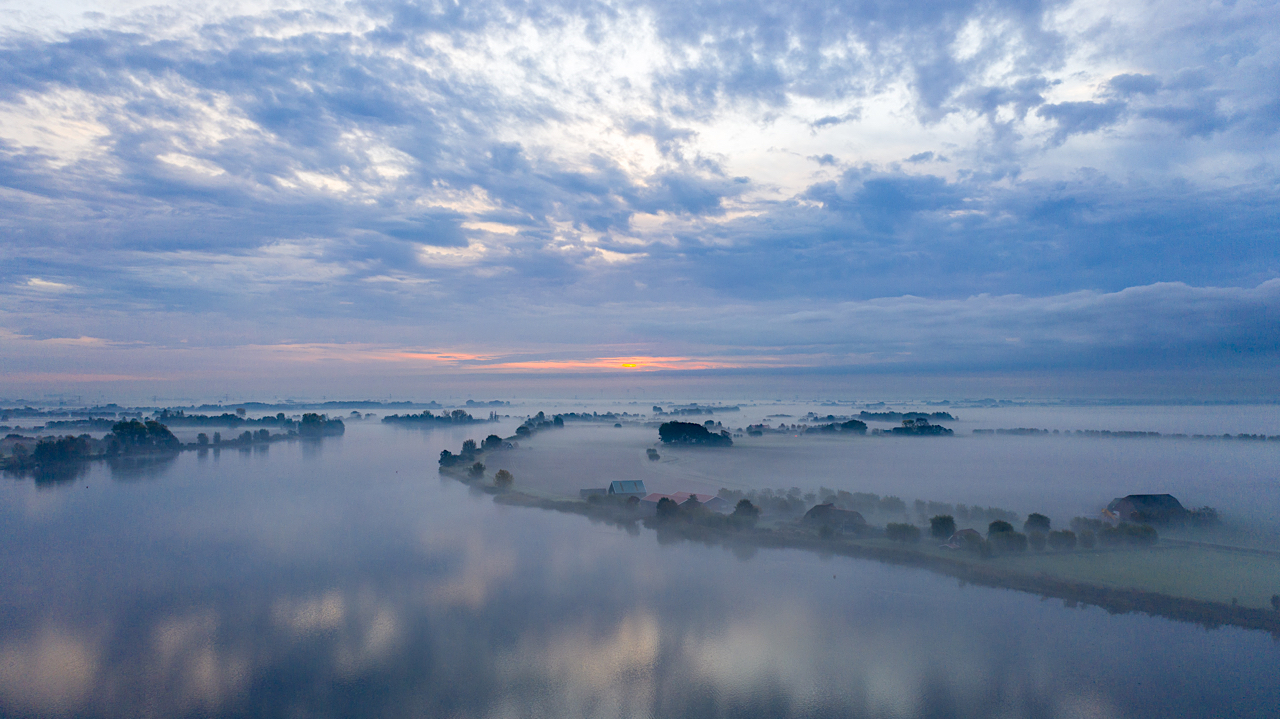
[0,0,1275,394]
[1036,101,1126,144]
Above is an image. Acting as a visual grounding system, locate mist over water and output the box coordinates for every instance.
[1,404,1279,717]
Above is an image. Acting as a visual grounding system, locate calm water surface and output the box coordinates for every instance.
[2,419,1278,718]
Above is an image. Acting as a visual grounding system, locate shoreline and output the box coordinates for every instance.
[444,467,1280,637]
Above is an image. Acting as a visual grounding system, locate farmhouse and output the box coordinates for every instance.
[1106,494,1188,524]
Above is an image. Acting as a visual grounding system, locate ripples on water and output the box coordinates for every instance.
[1,408,1278,718]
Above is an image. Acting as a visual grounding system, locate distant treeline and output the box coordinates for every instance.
[860,411,956,422]
[973,428,1280,441]
[653,404,740,416]
[382,409,493,426]
[710,487,1020,526]
[2,414,343,478]
[154,409,296,427]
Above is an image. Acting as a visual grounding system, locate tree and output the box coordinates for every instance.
[930,515,956,539]
[483,434,503,451]
[656,497,679,518]
[732,498,760,527]
[987,520,1014,538]
[553,415,564,427]
[495,469,513,486]
[197,433,209,446]
[461,439,478,455]
[1024,513,1051,533]
[658,421,732,446]
[468,461,485,478]
[1028,531,1047,551]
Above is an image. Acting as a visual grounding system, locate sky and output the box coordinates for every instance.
[0,0,1277,401]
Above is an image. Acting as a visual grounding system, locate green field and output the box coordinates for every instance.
[843,537,1280,610]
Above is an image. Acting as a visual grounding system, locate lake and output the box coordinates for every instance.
[1,407,1278,717]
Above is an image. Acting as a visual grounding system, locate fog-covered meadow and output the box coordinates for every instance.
[457,402,1280,534]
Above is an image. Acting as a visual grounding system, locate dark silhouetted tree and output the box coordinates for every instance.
[1024,513,1051,533]
[930,515,956,539]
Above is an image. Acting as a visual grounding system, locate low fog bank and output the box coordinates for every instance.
[479,416,1280,539]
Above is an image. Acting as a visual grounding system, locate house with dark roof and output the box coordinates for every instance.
[943,528,982,549]
[802,503,867,532]
[1105,494,1188,524]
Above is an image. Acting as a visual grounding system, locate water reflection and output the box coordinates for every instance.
[3,462,90,488]
[0,422,1276,718]
[107,453,179,481]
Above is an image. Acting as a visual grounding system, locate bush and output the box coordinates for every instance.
[656,497,679,518]
[930,515,956,539]
[886,523,921,543]
[468,461,485,478]
[818,524,835,540]
[1028,530,1047,551]
[1024,513,1051,533]
[494,469,513,486]
[1047,530,1077,551]
[1078,529,1096,549]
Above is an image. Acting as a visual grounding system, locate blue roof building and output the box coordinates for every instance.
[608,480,647,498]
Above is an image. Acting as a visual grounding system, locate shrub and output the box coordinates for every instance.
[929,515,956,539]
[1119,522,1158,546]
[1071,517,1105,534]
[468,461,486,478]
[1078,529,1096,549]
[991,531,1028,553]
[494,469,513,486]
[818,524,835,540]
[656,497,679,518]
[886,523,921,543]
[987,520,1014,538]
[1028,531,1047,551]
[1047,530,1077,551]
[1024,513,1051,533]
